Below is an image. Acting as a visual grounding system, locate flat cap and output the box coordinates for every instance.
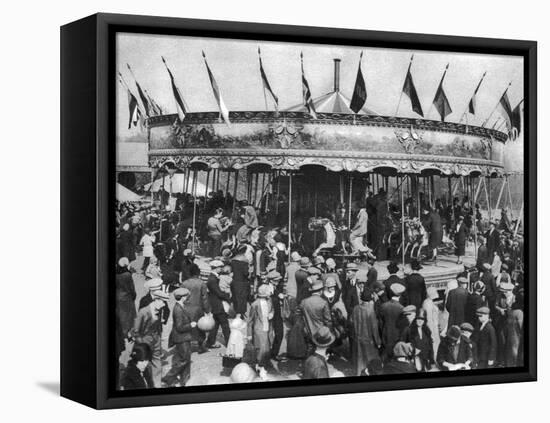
[390,283,405,296]
[476,306,490,315]
[345,262,359,271]
[457,276,469,284]
[267,270,282,281]
[460,322,474,332]
[402,305,417,315]
[307,266,322,276]
[173,287,190,299]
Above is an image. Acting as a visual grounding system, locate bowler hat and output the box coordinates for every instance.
[311,326,335,347]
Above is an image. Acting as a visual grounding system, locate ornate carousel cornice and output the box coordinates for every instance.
[147,111,508,142]
[148,148,504,176]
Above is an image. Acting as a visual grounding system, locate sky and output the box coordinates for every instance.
[116,32,524,171]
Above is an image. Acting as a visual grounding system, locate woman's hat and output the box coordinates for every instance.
[360,288,373,302]
[173,287,190,300]
[387,262,399,274]
[501,263,509,271]
[311,326,335,347]
[314,256,325,265]
[307,267,322,276]
[324,277,338,289]
[290,251,302,262]
[473,281,485,293]
[257,284,272,298]
[447,325,461,341]
[411,259,423,271]
[483,263,492,270]
[393,342,417,358]
[325,258,336,268]
[118,257,129,268]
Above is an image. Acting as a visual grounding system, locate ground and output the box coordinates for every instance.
[123,244,477,387]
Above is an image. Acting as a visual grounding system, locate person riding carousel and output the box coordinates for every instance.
[349,208,376,260]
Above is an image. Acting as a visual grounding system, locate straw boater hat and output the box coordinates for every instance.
[311,326,335,347]
[458,276,469,285]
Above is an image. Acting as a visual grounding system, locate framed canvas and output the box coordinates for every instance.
[60,13,537,409]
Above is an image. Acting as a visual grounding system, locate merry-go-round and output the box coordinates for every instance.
[144,64,511,290]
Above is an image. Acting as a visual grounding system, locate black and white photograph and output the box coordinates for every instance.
[114,31,527,390]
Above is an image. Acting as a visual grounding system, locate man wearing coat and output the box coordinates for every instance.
[379,283,406,360]
[436,325,473,370]
[446,277,469,327]
[341,262,362,316]
[206,260,231,348]
[297,278,333,354]
[162,288,195,387]
[473,306,497,369]
[181,264,211,353]
[131,290,169,388]
[383,262,407,305]
[115,258,136,358]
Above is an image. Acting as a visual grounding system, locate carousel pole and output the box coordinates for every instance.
[288,172,293,262]
[225,170,230,207]
[401,175,406,267]
[232,170,239,217]
[484,177,492,221]
[313,178,318,248]
[203,169,211,211]
[184,168,191,195]
[216,169,221,191]
[348,175,353,229]
[507,175,515,219]
[416,175,420,218]
[495,176,507,212]
[150,169,155,207]
[275,171,281,215]
[191,169,198,254]
[514,203,524,237]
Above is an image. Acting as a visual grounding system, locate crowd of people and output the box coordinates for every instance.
[114,187,524,389]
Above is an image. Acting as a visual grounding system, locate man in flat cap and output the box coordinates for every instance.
[131,289,170,387]
[465,281,487,326]
[295,257,312,304]
[162,288,195,387]
[139,278,170,324]
[383,262,407,306]
[405,260,427,311]
[382,342,418,374]
[379,283,405,360]
[480,262,498,313]
[446,276,469,328]
[494,282,516,365]
[436,325,473,371]
[181,264,211,354]
[267,270,285,360]
[472,306,497,369]
[341,262,362,316]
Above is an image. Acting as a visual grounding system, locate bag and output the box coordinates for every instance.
[222,355,241,369]
[242,342,257,366]
[282,296,292,321]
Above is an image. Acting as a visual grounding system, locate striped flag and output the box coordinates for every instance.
[202,51,230,125]
[258,47,279,110]
[497,90,522,139]
[350,51,367,114]
[401,55,423,117]
[300,52,317,119]
[432,63,452,122]
[118,73,139,129]
[145,91,163,116]
[162,56,187,121]
[468,71,486,115]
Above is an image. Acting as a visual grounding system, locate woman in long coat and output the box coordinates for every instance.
[231,247,251,318]
[247,285,273,368]
[422,287,441,355]
[351,289,381,376]
[454,216,468,264]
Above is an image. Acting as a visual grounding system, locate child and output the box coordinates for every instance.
[247,284,273,371]
[218,265,233,314]
[226,315,247,359]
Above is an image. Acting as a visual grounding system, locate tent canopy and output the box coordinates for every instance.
[116,183,142,202]
[144,174,211,196]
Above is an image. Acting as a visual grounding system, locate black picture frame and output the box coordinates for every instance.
[60,12,537,409]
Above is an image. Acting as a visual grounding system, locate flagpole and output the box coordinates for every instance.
[427,63,450,120]
[394,54,414,117]
[458,71,487,123]
[118,71,147,121]
[126,64,150,117]
[482,81,512,127]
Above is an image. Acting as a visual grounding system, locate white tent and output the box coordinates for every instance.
[116,183,142,202]
[144,174,211,196]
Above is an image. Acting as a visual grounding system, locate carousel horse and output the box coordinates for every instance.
[308,217,337,256]
[395,218,429,261]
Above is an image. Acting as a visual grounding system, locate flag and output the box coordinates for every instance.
[496,90,522,139]
[401,57,423,117]
[350,52,367,114]
[146,91,163,116]
[202,51,230,125]
[127,64,151,117]
[468,72,486,115]
[300,52,317,119]
[127,89,139,129]
[162,56,187,121]
[432,64,452,122]
[258,47,279,110]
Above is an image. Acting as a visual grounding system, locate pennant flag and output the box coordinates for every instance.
[202,51,230,125]
[145,90,163,116]
[432,64,452,122]
[300,52,317,119]
[258,47,279,110]
[118,72,140,129]
[350,52,367,114]
[510,101,522,140]
[162,56,187,121]
[468,71,486,115]
[496,90,522,140]
[127,64,151,118]
[401,56,423,117]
